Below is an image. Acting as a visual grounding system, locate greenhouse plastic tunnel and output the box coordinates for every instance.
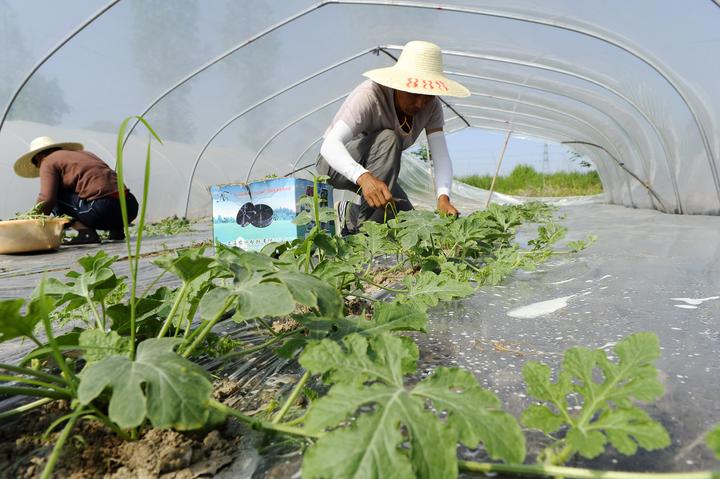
[1,1,720,478]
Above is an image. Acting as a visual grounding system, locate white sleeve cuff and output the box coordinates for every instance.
[320,120,368,184]
[427,131,453,199]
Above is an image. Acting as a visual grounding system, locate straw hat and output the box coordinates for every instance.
[363,41,470,98]
[13,136,83,178]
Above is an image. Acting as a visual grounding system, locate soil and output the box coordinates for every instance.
[342,266,414,317]
[0,393,256,479]
[373,267,413,287]
[344,297,374,317]
[270,317,300,334]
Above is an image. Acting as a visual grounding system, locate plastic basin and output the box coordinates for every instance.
[0,218,68,254]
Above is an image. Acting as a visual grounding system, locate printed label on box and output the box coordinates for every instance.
[211,178,334,251]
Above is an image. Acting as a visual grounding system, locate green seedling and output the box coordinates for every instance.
[78,338,216,430]
[521,332,670,466]
[135,215,194,236]
[707,425,720,459]
[299,333,525,478]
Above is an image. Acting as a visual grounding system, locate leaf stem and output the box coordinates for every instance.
[173,301,187,338]
[181,300,232,358]
[0,386,70,400]
[40,404,86,479]
[182,308,194,342]
[364,258,374,277]
[554,442,575,467]
[283,412,307,426]
[0,375,71,395]
[272,370,310,424]
[346,292,380,303]
[0,363,69,385]
[304,231,316,274]
[38,291,77,392]
[184,318,209,345]
[85,297,104,331]
[458,460,718,479]
[0,397,53,421]
[382,260,408,276]
[208,399,319,439]
[28,334,45,348]
[128,138,153,358]
[458,257,484,273]
[157,283,188,338]
[101,302,107,330]
[87,405,131,441]
[140,269,167,299]
[256,317,279,337]
[116,115,161,360]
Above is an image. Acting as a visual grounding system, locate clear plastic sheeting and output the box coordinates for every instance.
[323,152,524,220]
[398,153,522,212]
[416,203,720,471]
[1,0,719,218]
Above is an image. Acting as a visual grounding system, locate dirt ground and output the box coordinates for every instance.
[0,375,281,479]
[0,401,252,479]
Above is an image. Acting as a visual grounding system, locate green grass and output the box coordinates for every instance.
[458,164,603,197]
[132,215,194,236]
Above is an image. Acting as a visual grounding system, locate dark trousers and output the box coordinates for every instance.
[53,189,139,231]
[316,129,413,231]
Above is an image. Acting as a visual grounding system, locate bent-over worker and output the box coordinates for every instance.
[13,136,138,245]
[316,40,470,235]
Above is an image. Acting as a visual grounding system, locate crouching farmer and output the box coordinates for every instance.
[13,136,138,245]
[316,40,468,235]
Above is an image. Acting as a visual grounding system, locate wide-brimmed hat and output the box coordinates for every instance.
[13,136,83,178]
[363,41,470,98]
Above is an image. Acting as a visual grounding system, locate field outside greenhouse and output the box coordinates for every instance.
[459,165,603,197]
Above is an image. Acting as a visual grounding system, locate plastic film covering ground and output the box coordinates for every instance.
[420,203,720,473]
[2,1,720,219]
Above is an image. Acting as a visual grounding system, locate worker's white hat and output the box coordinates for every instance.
[363,41,470,98]
[14,136,83,178]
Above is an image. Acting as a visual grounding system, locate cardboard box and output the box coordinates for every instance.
[211,178,335,251]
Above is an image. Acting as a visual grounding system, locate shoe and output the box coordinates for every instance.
[107,229,126,241]
[63,229,101,246]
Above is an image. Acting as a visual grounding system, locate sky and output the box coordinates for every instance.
[443,128,590,177]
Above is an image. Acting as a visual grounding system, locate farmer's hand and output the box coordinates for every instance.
[437,195,459,217]
[357,172,393,208]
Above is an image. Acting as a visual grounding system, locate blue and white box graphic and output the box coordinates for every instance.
[211,178,335,251]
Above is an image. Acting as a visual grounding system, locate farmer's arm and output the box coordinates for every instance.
[426,127,459,217]
[320,120,367,185]
[321,122,392,209]
[36,160,60,215]
[320,84,394,208]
